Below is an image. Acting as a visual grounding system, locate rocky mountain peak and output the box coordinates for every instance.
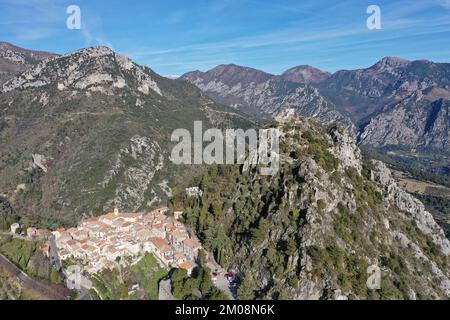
[177,115,450,299]
[281,65,331,84]
[200,64,274,86]
[370,56,410,72]
[0,43,257,226]
[1,45,162,96]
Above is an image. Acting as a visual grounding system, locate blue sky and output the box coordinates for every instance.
[1,0,450,76]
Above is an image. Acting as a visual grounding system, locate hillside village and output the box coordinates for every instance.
[51,207,202,274]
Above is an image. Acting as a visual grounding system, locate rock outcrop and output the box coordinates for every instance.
[180,115,450,300]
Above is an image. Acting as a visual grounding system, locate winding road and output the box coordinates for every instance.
[0,252,68,300]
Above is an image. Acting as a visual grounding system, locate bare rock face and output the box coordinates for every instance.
[200,115,450,300]
[103,136,164,212]
[370,161,450,255]
[329,126,362,173]
[32,154,48,173]
[1,46,162,96]
[359,93,450,153]
[0,42,58,86]
[294,124,450,299]
[319,56,450,155]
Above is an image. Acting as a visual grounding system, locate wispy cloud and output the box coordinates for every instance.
[14,27,58,41]
[436,0,450,9]
[0,0,65,41]
[1,0,449,75]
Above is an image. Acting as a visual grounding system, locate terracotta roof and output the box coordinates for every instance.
[83,217,99,224]
[102,212,118,220]
[179,261,195,271]
[81,244,96,252]
[150,237,172,253]
[67,240,78,246]
[152,223,164,229]
[57,232,71,240]
[98,226,110,233]
[105,245,119,253]
[174,253,186,260]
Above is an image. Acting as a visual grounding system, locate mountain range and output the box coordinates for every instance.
[181,57,450,156]
[181,64,353,130]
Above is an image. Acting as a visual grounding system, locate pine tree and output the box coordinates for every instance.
[237,275,256,300]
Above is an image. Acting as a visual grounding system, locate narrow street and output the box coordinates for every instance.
[158,279,175,300]
[48,235,62,271]
[206,253,235,300]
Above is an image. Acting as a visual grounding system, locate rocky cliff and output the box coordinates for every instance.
[319,57,450,154]
[177,115,450,299]
[359,91,450,154]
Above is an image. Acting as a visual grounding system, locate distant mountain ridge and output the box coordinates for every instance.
[182,57,450,156]
[281,65,331,84]
[318,56,450,122]
[181,64,353,129]
[318,57,450,154]
[0,42,58,86]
